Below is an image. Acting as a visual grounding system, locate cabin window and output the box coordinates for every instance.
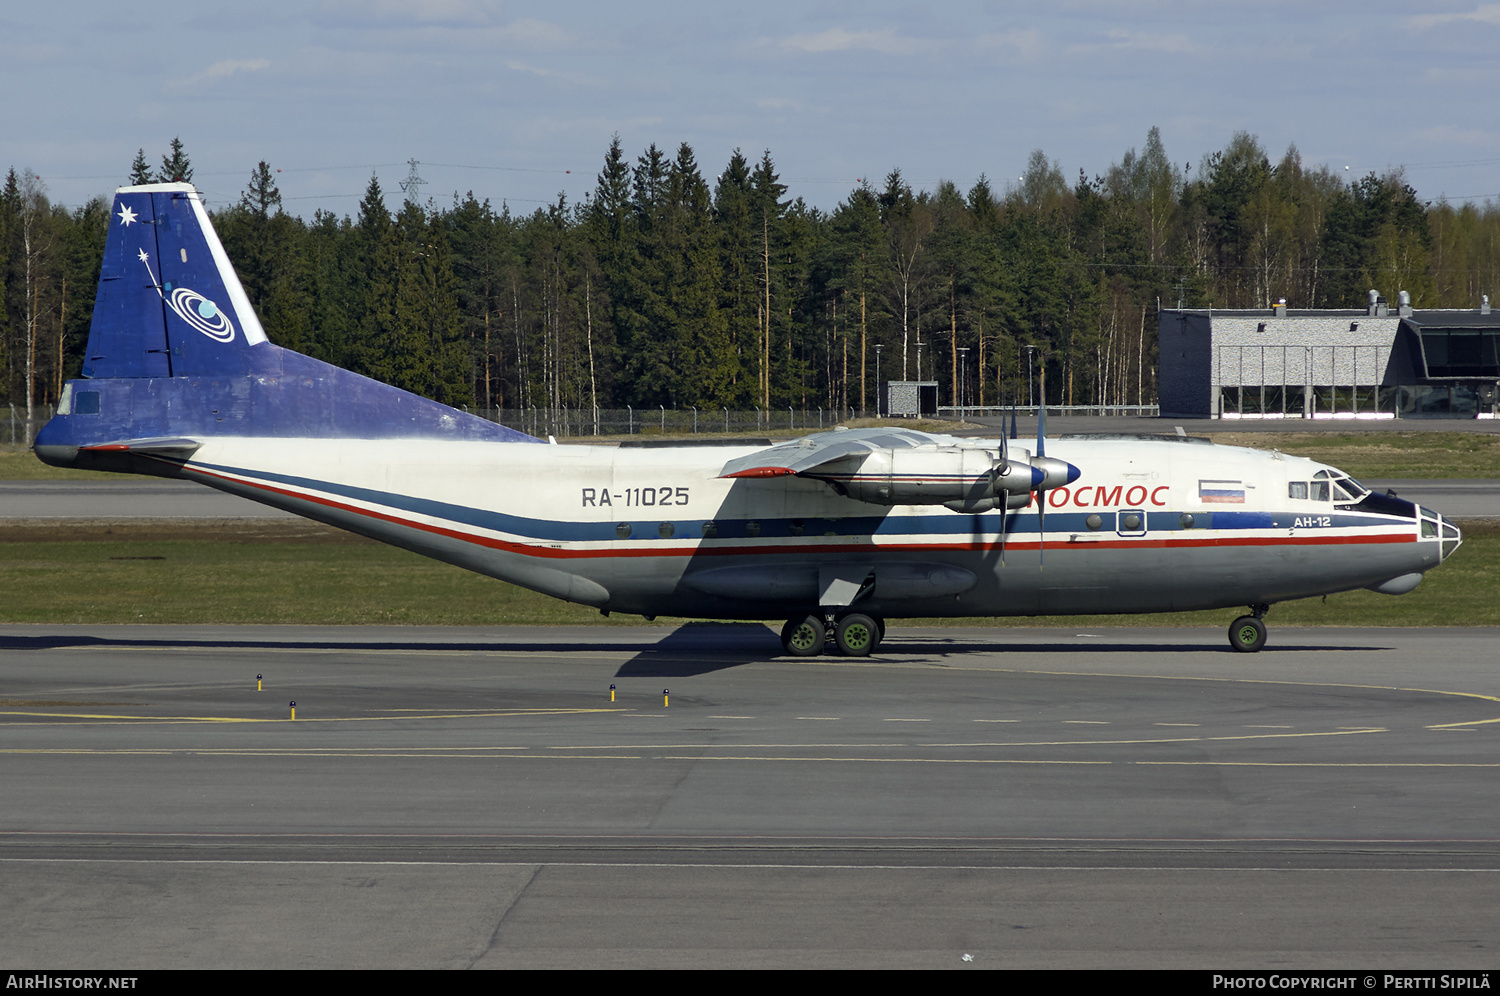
[615,523,632,539]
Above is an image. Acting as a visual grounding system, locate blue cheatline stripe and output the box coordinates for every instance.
[186,458,1409,546]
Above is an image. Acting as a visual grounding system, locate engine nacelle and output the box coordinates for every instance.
[821,447,1051,506]
[824,446,1001,504]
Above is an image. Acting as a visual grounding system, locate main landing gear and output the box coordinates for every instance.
[1228,604,1271,653]
[781,612,885,658]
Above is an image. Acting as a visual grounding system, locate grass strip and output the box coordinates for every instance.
[1,522,1493,628]
[8,432,1500,481]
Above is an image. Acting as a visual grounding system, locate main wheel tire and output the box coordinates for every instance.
[1228,615,1267,653]
[781,615,826,657]
[835,613,879,657]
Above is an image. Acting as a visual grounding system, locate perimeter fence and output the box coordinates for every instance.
[2,402,1162,446]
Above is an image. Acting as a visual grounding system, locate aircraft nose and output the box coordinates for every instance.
[1438,513,1462,562]
[1418,505,1463,562]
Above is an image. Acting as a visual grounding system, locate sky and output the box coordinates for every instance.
[5,1,1500,220]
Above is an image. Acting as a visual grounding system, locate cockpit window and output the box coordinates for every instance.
[1301,469,1366,504]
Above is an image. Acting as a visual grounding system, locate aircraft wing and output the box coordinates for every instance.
[718,427,945,479]
[718,428,1067,511]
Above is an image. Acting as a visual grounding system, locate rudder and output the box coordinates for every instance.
[86,182,269,380]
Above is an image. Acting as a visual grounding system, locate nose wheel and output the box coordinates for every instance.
[780,612,885,657]
[1228,605,1270,653]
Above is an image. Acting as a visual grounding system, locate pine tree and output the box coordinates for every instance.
[713,150,758,407]
[618,143,672,406]
[749,151,787,408]
[159,137,192,183]
[129,149,153,186]
[242,162,282,217]
[349,174,394,377]
[831,184,884,413]
[664,143,732,406]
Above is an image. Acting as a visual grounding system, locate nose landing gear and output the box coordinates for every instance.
[1228,604,1271,653]
[781,611,885,657]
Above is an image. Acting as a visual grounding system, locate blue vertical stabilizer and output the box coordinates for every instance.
[86,183,272,379]
[36,183,536,465]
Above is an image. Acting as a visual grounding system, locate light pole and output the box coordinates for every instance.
[1025,345,1036,411]
[958,346,969,417]
[874,344,884,417]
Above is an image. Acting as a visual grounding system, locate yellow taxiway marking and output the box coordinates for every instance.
[4,743,1496,767]
[0,707,625,724]
[1137,761,1500,768]
[814,657,1500,709]
[657,755,1109,765]
[46,644,641,662]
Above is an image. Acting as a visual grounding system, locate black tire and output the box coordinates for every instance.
[1228,615,1267,653]
[835,613,879,657]
[781,615,825,657]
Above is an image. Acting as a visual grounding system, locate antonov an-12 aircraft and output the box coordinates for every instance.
[34,184,1463,656]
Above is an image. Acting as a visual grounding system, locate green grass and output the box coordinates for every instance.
[0,446,120,481]
[1,523,1494,627]
[1206,431,1500,479]
[7,429,1499,481]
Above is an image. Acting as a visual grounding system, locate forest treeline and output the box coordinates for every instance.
[3,129,1499,425]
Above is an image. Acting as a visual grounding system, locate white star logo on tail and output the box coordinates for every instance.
[118,204,138,226]
[137,249,149,263]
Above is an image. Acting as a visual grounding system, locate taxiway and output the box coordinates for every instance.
[1,624,1496,968]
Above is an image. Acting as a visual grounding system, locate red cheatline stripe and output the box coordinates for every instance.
[179,462,1418,563]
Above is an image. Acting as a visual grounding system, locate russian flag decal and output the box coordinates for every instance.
[1199,480,1246,504]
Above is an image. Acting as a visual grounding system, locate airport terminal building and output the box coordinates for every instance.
[1158,292,1500,419]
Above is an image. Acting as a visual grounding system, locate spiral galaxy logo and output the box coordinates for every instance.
[168,287,236,343]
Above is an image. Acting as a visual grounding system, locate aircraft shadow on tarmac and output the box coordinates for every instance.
[0,626,1394,678]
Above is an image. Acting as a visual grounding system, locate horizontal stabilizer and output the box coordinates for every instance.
[79,437,203,458]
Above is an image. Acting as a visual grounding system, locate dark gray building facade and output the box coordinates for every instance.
[1159,294,1499,419]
